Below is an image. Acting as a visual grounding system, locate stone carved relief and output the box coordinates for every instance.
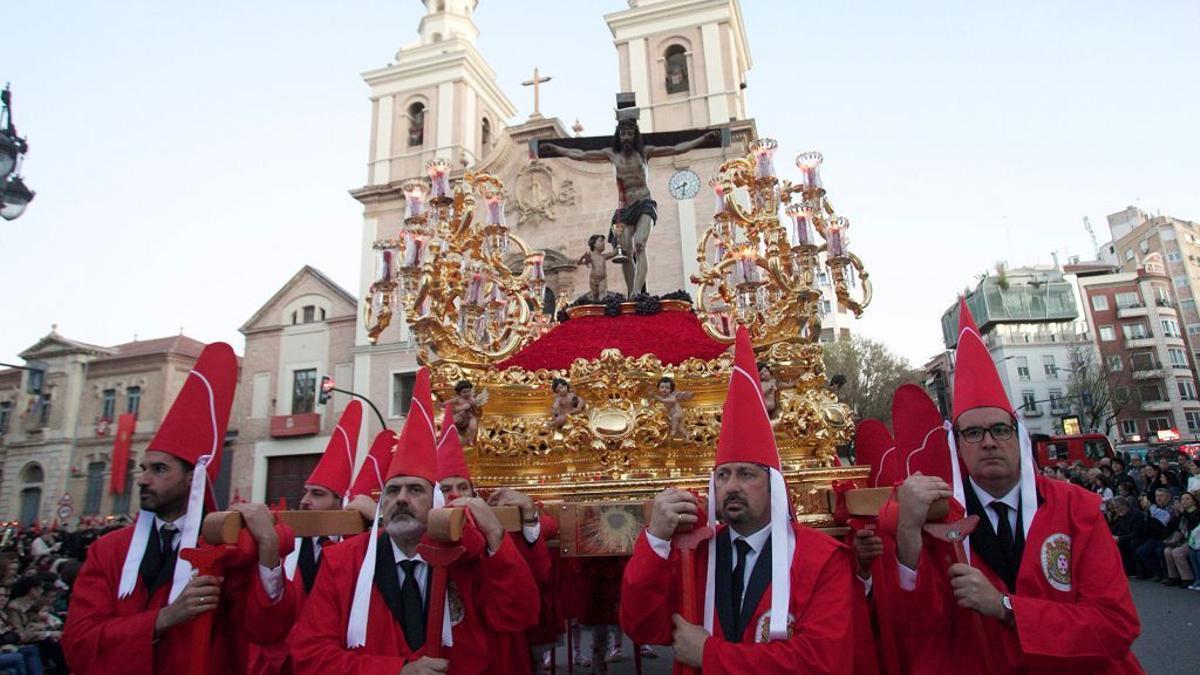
[508,161,577,226]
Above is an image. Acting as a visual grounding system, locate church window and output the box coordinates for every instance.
[407,102,426,147]
[481,118,491,151]
[664,45,689,95]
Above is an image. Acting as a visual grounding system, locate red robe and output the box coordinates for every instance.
[288,531,539,674]
[63,524,297,675]
[249,537,336,675]
[490,526,554,675]
[886,476,1143,674]
[621,522,860,674]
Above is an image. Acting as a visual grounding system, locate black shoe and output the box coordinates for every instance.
[1163,578,1182,586]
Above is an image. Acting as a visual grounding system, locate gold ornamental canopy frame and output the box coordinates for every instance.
[362,142,873,527]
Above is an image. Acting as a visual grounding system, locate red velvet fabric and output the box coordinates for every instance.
[498,311,727,371]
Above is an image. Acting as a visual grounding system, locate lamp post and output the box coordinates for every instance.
[0,84,35,221]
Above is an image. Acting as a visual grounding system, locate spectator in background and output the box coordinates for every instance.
[1129,457,1148,493]
[1087,468,1114,510]
[1165,491,1200,587]
[1111,458,1136,494]
[6,577,63,673]
[1110,496,1148,576]
[1136,488,1178,580]
[1185,461,1200,494]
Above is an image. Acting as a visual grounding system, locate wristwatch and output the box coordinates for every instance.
[1001,595,1014,624]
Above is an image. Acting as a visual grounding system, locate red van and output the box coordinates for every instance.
[1034,434,1115,468]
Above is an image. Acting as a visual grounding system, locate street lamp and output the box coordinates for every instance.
[0,83,35,221]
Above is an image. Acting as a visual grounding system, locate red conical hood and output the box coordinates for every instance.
[350,429,398,499]
[385,368,438,485]
[893,384,952,482]
[436,405,471,483]
[146,342,237,484]
[714,327,779,470]
[305,400,362,496]
[853,419,893,487]
[952,297,1013,421]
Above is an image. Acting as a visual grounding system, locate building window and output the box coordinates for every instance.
[819,300,832,317]
[1043,355,1057,378]
[292,369,317,414]
[1138,384,1164,402]
[1183,299,1197,313]
[1122,323,1148,340]
[1175,275,1189,288]
[1015,356,1030,381]
[126,386,141,415]
[1140,240,1151,253]
[1115,292,1140,308]
[38,394,51,427]
[1179,380,1197,400]
[84,461,106,516]
[111,460,136,516]
[481,117,491,151]
[302,305,316,323]
[664,44,690,94]
[1131,352,1159,370]
[1107,355,1123,372]
[1120,419,1138,436]
[407,102,425,147]
[391,372,417,417]
[817,271,830,286]
[1125,250,1135,262]
[1091,294,1108,311]
[1049,389,1067,412]
[1168,251,1183,262]
[1099,325,1116,341]
[1187,412,1200,433]
[1168,348,1188,367]
[101,389,116,420]
[1148,417,1172,433]
[1021,390,1038,413]
[0,401,10,434]
[1162,318,1181,337]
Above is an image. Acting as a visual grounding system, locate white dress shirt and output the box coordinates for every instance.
[646,523,770,611]
[390,539,431,600]
[158,513,286,602]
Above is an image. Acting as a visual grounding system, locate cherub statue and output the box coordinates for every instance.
[578,234,617,302]
[758,362,793,421]
[549,377,587,431]
[450,379,488,445]
[653,377,694,439]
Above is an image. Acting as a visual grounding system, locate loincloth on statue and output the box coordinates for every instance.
[608,199,657,248]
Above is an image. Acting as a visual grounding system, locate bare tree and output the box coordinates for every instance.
[1065,344,1138,433]
[822,336,924,425]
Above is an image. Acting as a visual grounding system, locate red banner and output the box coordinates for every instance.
[110,413,136,495]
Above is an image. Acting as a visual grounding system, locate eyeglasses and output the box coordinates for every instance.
[957,423,1015,444]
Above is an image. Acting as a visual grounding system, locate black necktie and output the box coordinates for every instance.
[991,501,1014,557]
[398,560,426,651]
[141,523,178,593]
[298,537,320,593]
[731,539,752,637]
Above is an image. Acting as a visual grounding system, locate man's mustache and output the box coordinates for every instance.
[722,495,746,508]
[388,504,416,521]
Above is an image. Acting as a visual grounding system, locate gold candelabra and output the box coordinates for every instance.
[363,159,547,366]
[692,140,872,345]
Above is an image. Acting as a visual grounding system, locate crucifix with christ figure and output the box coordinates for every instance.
[531,93,728,296]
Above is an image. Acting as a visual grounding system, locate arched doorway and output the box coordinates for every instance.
[18,462,44,526]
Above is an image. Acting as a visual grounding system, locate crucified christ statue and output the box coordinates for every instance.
[539,119,722,296]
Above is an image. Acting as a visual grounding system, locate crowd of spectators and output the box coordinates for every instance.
[0,516,128,675]
[1043,453,1200,591]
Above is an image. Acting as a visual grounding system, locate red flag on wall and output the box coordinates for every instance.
[110,413,136,495]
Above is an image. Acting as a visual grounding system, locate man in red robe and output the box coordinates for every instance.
[621,327,862,673]
[435,406,552,674]
[251,401,367,675]
[63,342,297,674]
[288,367,539,674]
[885,299,1143,674]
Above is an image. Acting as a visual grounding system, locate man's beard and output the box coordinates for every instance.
[384,504,426,542]
[719,493,750,524]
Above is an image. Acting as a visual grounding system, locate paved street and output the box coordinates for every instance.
[549,578,1198,674]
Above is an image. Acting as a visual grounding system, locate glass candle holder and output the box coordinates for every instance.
[403,182,427,219]
[795,151,824,190]
[427,159,451,199]
[826,216,849,257]
[785,203,815,246]
[749,138,778,180]
[374,247,395,284]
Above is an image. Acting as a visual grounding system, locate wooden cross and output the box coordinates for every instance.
[521,67,552,117]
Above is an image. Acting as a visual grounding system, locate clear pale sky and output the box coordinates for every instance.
[2,1,1198,367]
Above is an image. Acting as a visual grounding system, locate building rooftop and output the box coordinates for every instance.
[941,266,1079,348]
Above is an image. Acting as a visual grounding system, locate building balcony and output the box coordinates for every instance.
[1125,337,1158,349]
[1116,304,1149,319]
[1132,368,1165,379]
[1141,400,1174,412]
[269,412,321,438]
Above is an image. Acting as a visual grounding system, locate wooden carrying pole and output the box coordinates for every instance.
[200,510,368,545]
[922,516,999,675]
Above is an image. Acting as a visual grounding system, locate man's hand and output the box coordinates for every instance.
[487,487,537,523]
[154,574,223,636]
[648,488,699,541]
[671,613,709,667]
[345,494,378,523]
[853,527,883,579]
[895,473,953,570]
[400,656,449,674]
[231,502,280,568]
[949,563,1005,619]
[450,496,504,552]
